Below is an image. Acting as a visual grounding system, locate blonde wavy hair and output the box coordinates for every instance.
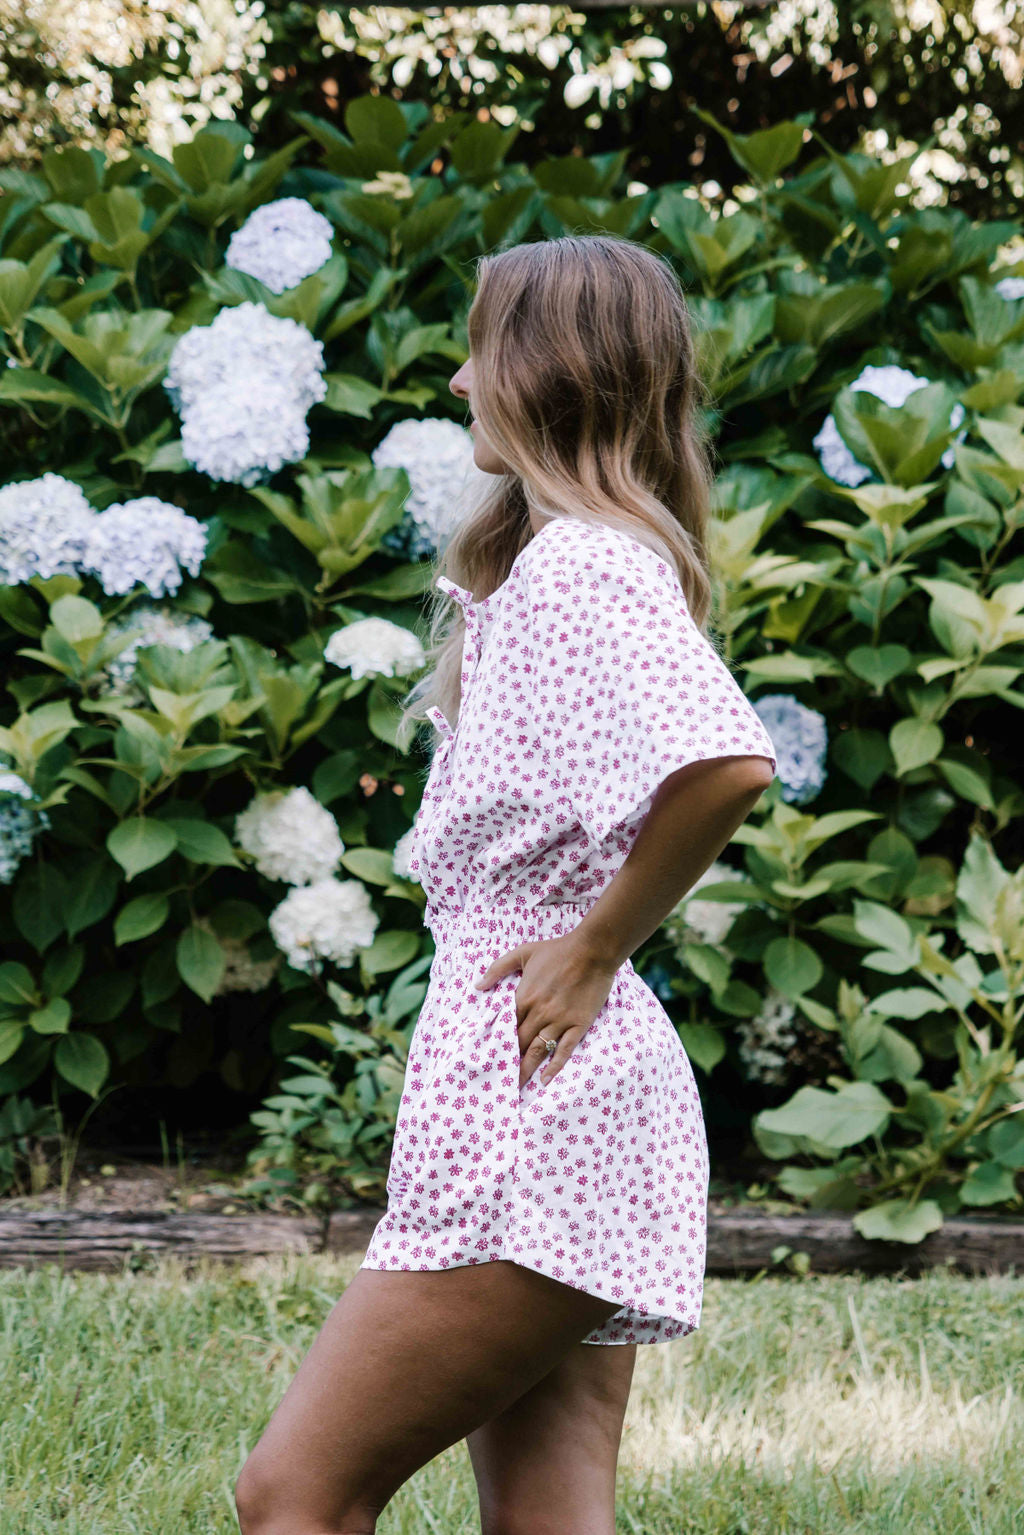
[398,232,716,749]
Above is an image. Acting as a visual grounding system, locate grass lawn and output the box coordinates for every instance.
[1,1254,1021,1534]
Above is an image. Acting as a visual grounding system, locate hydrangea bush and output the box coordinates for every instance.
[0,100,1022,1233]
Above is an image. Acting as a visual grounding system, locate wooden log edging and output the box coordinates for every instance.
[0,1207,1021,1276]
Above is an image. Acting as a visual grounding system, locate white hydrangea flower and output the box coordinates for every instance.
[392,824,419,881]
[166,302,326,413]
[0,770,49,884]
[268,876,380,975]
[372,417,477,561]
[736,990,800,1085]
[165,302,327,486]
[81,498,207,598]
[671,860,746,947]
[813,364,967,487]
[225,197,334,294]
[0,474,97,585]
[179,377,312,488]
[753,694,828,806]
[235,786,344,886]
[995,275,1024,301]
[100,606,215,698]
[324,616,427,680]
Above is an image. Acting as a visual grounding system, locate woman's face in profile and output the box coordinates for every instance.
[450,356,509,476]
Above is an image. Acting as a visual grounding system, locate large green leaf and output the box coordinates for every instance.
[757,1081,893,1149]
[114,893,170,947]
[959,1160,1017,1206]
[53,1032,110,1097]
[176,923,226,1003]
[106,818,178,881]
[162,819,240,868]
[852,1197,944,1243]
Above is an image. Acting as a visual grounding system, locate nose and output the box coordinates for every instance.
[450,361,471,399]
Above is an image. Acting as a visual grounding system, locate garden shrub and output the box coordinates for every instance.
[0,98,1022,1231]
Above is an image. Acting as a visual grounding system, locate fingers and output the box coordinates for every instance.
[537,1028,582,1084]
[518,1025,583,1087]
[473,945,525,991]
[518,1027,556,1088]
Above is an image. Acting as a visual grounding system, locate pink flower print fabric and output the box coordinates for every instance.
[360,516,777,1344]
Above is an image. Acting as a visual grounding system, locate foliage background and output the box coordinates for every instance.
[1,3,1023,1239]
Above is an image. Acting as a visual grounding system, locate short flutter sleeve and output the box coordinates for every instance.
[521,524,777,851]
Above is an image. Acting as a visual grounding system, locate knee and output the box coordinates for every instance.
[234,1456,275,1535]
[234,1453,379,1535]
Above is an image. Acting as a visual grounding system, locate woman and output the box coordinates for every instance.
[235,234,777,1535]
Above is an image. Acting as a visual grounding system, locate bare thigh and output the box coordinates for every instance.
[467,1339,637,1535]
[234,1260,621,1534]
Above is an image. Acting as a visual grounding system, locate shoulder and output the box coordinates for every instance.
[520,516,687,615]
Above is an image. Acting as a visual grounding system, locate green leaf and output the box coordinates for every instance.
[63,853,120,940]
[114,893,170,946]
[935,758,994,811]
[0,368,98,413]
[757,1081,893,1149]
[0,962,38,1006]
[162,818,240,868]
[345,94,409,151]
[763,936,823,998]
[359,930,420,975]
[339,848,394,886]
[889,718,944,776]
[830,728,891,792]
[53,1032,110,1097]
[959,1159,1017,1207]
[176,923,225,1003]
[106,817,178,880]
[12,863,66,951]
[677,1022,726,1074]
[322,373,384,418]
[954,832,1009,956]
[846,644,911,689]
[852,1197,944,1243]
[41,944,85,997]
[49,594,104,648]
[0,1020,26,1066]
[28,998,71,1035]
[856,1023,923,1084]
[988,1116,1024,1169]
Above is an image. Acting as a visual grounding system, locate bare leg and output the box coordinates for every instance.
[234,1260,621,1535]
[467,1339,637,1535]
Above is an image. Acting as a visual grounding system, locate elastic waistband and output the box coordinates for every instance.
[425,898,633,972]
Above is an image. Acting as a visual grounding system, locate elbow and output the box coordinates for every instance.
[724,755,776,799]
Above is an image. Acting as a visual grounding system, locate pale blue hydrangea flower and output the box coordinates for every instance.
[81,498,207,597]
[268,876,380,975]
[225,198,334,293]
[753,694,828,805]
[324,616,426,680]
[179,377,312,488]
[813,364,967,487]
[0,770,49,884]
[372,418,478,561]
[994,276,1024,301]
[165,302,327,486]
[100,606,215,698]
[0,474,96,585]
